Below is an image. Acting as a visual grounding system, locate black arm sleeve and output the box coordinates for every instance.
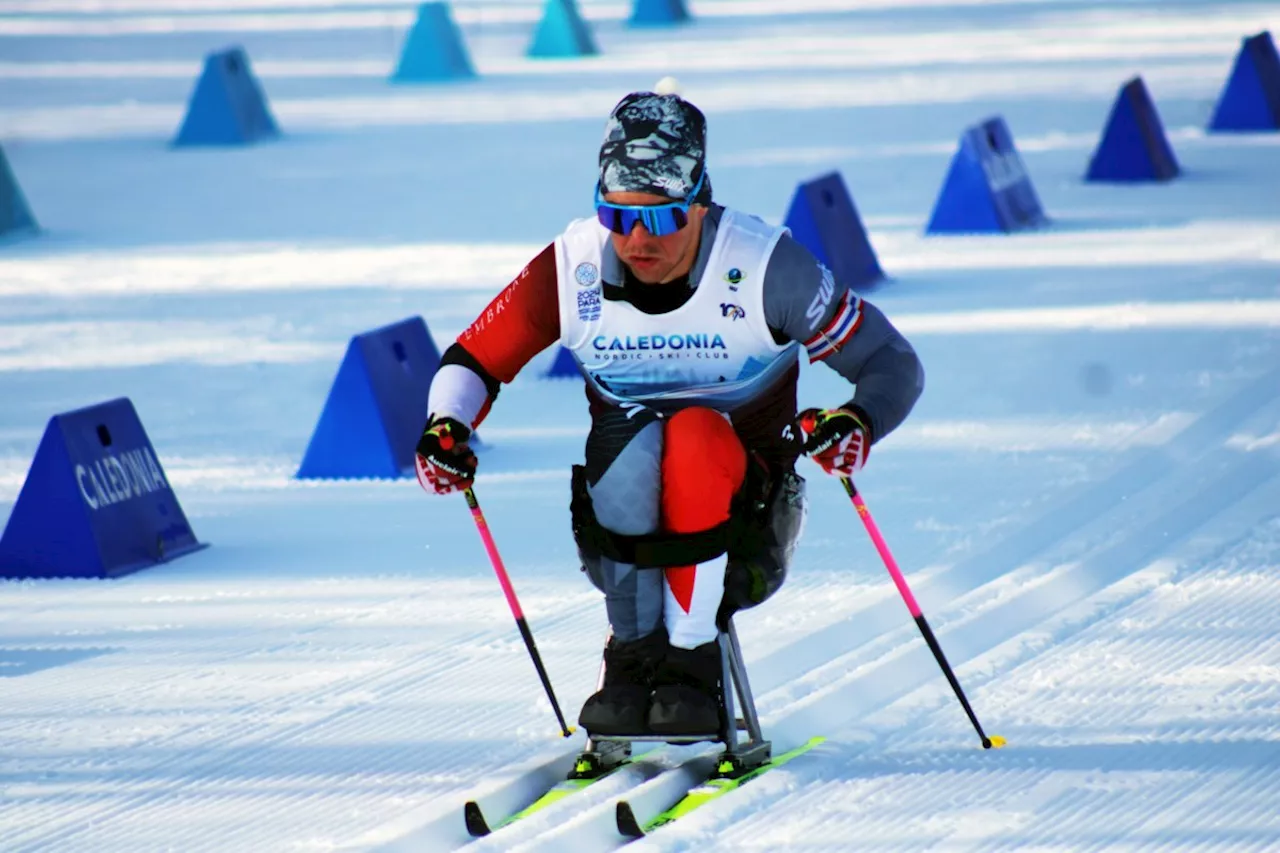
[441,342,502,400]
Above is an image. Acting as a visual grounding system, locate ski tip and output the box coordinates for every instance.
[983,735,1008,750]
[616,802,645,839]
[463,801,491,837]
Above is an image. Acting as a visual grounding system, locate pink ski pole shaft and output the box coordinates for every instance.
[841,478,1005,750]
[464,487,574,738]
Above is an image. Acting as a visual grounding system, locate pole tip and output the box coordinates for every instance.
[982,735,1007,749]
[561,726,577,738]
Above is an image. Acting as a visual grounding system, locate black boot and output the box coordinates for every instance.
[578,631,667,736]
[648,638,723,736]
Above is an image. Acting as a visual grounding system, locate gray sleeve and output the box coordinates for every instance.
[762,234,925,442]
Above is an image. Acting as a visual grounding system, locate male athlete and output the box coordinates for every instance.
[416,91,924,737]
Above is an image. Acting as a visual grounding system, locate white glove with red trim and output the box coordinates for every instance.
[798,406,870,478]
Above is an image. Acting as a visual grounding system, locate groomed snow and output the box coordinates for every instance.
[2,0,1279,850]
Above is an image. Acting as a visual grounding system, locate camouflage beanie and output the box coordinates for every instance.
[598,92,713,204]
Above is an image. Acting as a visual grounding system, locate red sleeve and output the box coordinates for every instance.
[457,243,561,383]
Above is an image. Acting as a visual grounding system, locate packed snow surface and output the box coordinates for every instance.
[2,0,1279,850]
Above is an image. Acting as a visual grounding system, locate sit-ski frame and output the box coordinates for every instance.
[572,618,771,779]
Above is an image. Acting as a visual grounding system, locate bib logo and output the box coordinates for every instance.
[574,262,599,288]
[592,333,727,352]
[75,448,169,511]
[724,268,744,291]
[720,303,745,321]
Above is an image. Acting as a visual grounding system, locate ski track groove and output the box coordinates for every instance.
[373,371,1280,850]
[1,582,607,851]
[7,373,1279,851]
[708,515,1280,853]
[502,376,1280,851]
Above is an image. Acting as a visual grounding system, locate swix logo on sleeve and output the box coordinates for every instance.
[75,448,169,511]
[805,266,836,331]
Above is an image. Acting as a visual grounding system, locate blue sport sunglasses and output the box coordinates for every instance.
[594,172,706,238]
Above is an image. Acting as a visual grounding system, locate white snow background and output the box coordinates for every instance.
[2,0,1280,850]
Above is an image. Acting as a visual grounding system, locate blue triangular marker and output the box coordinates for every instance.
[0,398,205,579]
[392,2,477,83]
[784,171,884,289]
[629,0,690,27]
[0,143,37,239]
[1087,76,1179,182]
[1209,30,1280,131]
[173,46,279,147]
[545,345,582,378]
[297,317,442,480]
[927,116,1046,234]
[528,0,598,58]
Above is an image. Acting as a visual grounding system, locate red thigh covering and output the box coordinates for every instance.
[661,407,747,613]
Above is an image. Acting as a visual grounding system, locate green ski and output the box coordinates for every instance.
[616,736,826,838]
[465,755,632,837]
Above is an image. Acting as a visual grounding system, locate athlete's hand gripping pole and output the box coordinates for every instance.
[840,478,1005,750]
[463,486,575,739]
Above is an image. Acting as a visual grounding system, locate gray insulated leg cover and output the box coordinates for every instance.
[571,410,665,643]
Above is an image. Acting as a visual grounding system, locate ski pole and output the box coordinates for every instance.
[463,487,575,738]
[841,478,1006,750]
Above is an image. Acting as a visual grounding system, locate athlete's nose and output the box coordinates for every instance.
[627,220,653,239]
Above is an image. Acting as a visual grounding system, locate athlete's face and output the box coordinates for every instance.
[604,191,707,285]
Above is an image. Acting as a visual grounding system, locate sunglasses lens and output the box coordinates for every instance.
[595,203,689,236]
[595,205,625,234]
[667,208,689,234]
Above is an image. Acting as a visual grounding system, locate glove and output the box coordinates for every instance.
[798,406,870,478]
[415,415,477,495]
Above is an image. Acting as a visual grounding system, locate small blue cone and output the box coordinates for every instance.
[545,345,581,378]
[528,0,598,58]
[0,144,37,240]
[1209,31,1280,131]
[784,171,884,290]
[629,0,690,27]
[1086,77,1179,182]
[173,46,279,147]
[392,2,476,83]
[926,116,1046,234]
[297,317,442,480]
